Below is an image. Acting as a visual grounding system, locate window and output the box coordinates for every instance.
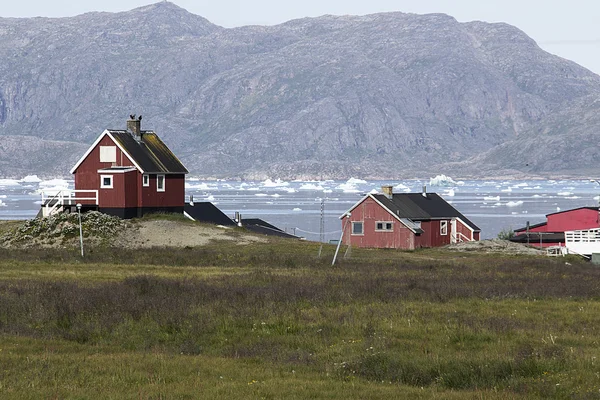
[142,174,149,187]
[375,221,393,231]
[440,220,448,236]
[99,146,116,163]
[157,174,165,192]
[100,175,113,189]
[352,222,364,235]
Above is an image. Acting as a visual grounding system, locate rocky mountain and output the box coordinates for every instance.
[0,1,599,179]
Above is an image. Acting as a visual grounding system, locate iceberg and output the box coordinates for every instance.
[346,177,367,185]
[20,175,42,183]
[557,192,572,196]
[293,208,302,211]
[429,174,457,187]
[0,199,6,207]
[255,193,268,197]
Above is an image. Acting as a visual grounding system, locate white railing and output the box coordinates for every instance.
[452,231,472,243]
[564,228,600,256]
[41,190,98,217]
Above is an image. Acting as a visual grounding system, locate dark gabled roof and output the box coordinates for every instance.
[510,232,565,244]
[109,130,188,174]
[242,218,301,239]
[514,221,547,233]
[184,202,236,226]
[372,193,480,231]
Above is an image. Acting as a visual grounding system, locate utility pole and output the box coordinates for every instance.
[76,203,84,257]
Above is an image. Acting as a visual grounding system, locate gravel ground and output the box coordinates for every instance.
[114,220,267,248]
[445,239,545,255]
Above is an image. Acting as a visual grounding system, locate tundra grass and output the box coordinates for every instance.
[0,243,599,398]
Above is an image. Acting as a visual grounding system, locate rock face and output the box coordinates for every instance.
[0,2,599,179]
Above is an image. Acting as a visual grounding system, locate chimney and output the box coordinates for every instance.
[127,114,142,137]
[422,185,427,198]
[381,185,393,199]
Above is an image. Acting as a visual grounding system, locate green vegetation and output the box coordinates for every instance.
[497,227,515,240]
[0,239,599,399]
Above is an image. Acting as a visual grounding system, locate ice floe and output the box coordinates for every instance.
[293,208,302,211]
[506,201,524,207]
[262,179,289,187]
[0,179,21,187]
[299,183,324,190]
[484,196,500,201]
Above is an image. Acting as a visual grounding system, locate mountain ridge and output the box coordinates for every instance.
[0,2,598,179]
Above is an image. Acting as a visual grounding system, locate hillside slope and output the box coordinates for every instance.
[0,2,598,178]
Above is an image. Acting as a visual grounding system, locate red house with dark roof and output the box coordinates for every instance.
[511,207,600,247]
[68,116,188,218]
[340,186,480,250]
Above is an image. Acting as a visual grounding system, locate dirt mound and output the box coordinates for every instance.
[0,214,267,249]
[0,211,127,248]
[445,239,545,255]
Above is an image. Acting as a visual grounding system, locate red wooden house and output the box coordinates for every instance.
[68,116,188,218]
[511,207,600,247]
[340,186,480,250]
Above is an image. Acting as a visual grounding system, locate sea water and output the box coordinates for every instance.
[1,175,599,241]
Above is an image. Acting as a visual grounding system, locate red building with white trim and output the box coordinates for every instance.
[512,207,600,248]
[340,186,480,250]
[69,116,188,218]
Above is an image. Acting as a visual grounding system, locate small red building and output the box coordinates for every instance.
[512,207,600,248]
[340,186,480,250]
[69,116,188,218]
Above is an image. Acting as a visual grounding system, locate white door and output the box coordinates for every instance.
[450,219,457,244]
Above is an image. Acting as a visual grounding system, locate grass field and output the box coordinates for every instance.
[1,236,599,399]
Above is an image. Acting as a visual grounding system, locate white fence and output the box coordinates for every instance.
[564,228,600,256]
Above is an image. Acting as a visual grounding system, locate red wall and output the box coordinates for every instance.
[139,174,185,208]
[342,197,416,250]
[74,135,135,195]
[74,134,184,209]
[455,219,476,241]
[546,208,599,231]
[97,171,138,208]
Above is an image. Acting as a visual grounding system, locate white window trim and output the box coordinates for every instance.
[375,221,394,232]
[157,174,165,192]
[440,220,448,236]
[100,175,113,189]
[142,174,149,187]
[351,221,364,236]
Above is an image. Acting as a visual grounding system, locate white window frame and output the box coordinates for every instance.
[352,221,364,236]
[100,175,113,189]
[142,174,149,187]
[99,146,117,163]
[440,220,448,236]
[157,174,165,192]
[375,221,393,232]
